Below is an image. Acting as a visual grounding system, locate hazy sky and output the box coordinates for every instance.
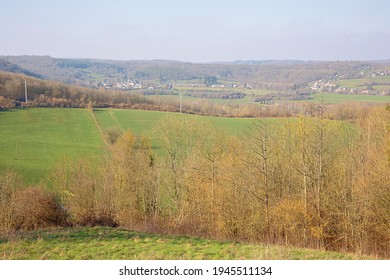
[1,0,389,62]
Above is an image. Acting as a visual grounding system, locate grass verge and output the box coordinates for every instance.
[0,227,372,260]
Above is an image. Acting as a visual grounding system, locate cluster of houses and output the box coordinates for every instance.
[173,82,253,89]
[310,80,337,92]
[97,80,255,91]
[369,70,389,78]
[115,81,142,90]
[210,83,253,89]
[310,71,390,96]
[97,80,143,90]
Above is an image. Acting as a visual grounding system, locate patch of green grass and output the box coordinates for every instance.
[174,86,274,95]
[313,93,390,103]
[93,109,119,130]
[87,72,105,81]
[0,108,104,183]
[95,109,172,139]
[0,227,371,260]
[95,108,270,138]
[337,76,390,88]
[373,85,390,91]
[163,87,276,105]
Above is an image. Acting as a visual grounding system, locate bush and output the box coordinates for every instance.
[1,171,66,233]
[0,170,23,233]
[105,127,124,144]
[12,187,67,230]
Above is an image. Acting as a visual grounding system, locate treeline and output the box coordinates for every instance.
[0,71,155,109]
[0,71,307,118]
[184,91,246,100]
[1,105,389,257]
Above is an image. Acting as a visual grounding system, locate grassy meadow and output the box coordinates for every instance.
[0,227,369,260]
[0,108,104,183]
[313,93,390,103]
[94,108,258,137]
[337,76,390,88]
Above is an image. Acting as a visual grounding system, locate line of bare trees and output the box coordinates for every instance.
[1,104,389,257]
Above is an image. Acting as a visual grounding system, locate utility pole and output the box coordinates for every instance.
[24,79,28,103]
[179,92,182,113]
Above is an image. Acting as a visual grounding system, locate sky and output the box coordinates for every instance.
[1,0,389,62]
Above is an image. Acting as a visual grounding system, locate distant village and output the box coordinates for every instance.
[310,70,390,96]
[96,79,254,91]
[94,70,390,100]
[97,80,143,90]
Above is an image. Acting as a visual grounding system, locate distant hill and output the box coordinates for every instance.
[0,58,42,78]
[230,60,304,65]
[0,55,128,86]
[1,55,389,90]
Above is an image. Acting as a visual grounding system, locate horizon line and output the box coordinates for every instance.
[1,54,390,64]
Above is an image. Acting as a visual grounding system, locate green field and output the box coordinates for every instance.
[1,108,260,181]
[0,108,104,183]
[174,86,275,96]
[0,107,358,183]
[0,227,369,260]
[94,108,257,137]
[148,94,253,105]
[313,93,390,103]
[337,76,390,88]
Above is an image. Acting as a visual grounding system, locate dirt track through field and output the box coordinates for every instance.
[89,108,109,146]
[108,109,126,133]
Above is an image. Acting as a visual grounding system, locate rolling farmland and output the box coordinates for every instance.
[1,107,291,182]
[94,108,257,136]
[0,108,104,183]
[1,106,388,260]
[1,108,258,181]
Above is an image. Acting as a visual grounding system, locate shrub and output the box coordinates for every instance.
[12,187,67,230]
[0,170,23,233]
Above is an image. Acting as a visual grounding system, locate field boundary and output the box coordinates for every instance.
[89,108,109,146]
[108,109,126,133]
